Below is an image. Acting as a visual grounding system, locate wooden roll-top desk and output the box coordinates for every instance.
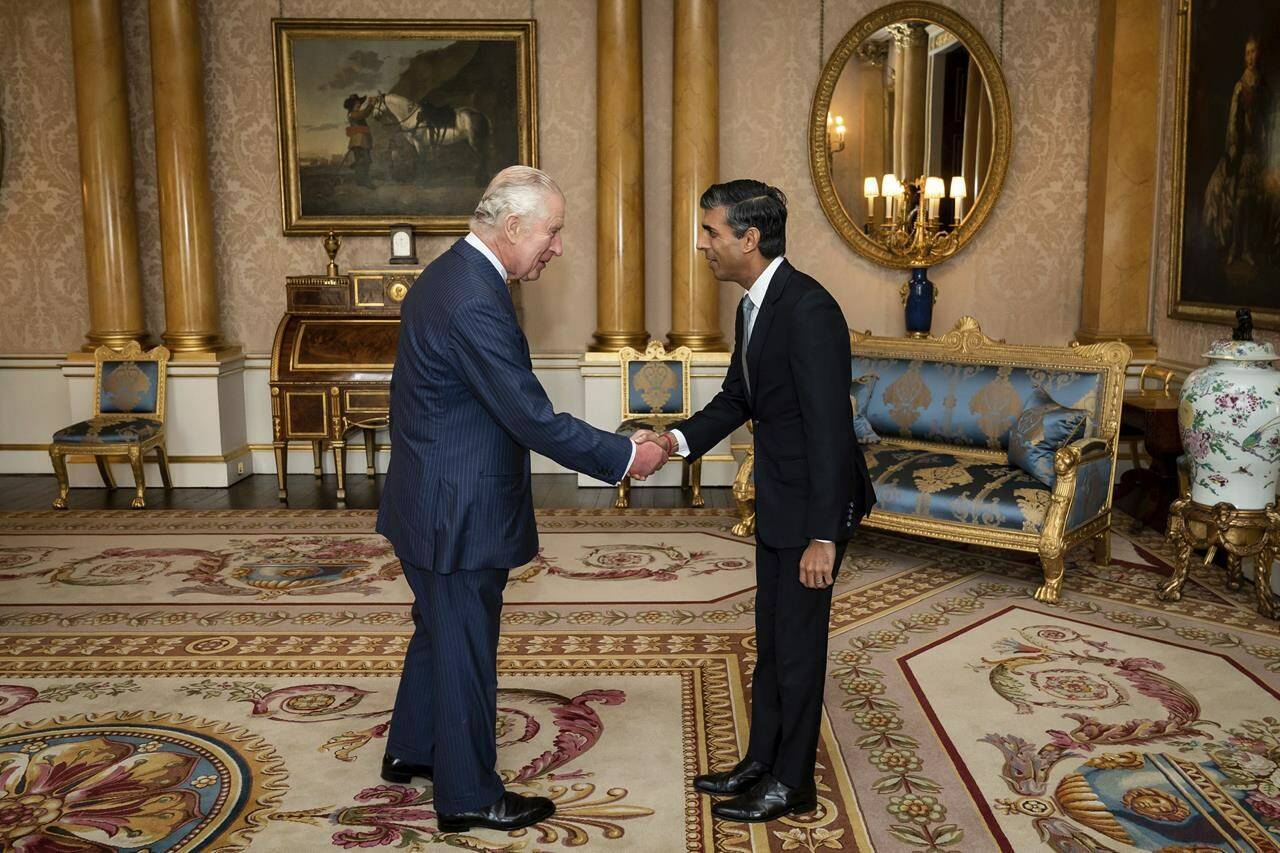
[269,269,417,503]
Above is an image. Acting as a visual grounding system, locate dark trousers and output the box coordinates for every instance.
[746,539,847,789]
[387,562,509,813]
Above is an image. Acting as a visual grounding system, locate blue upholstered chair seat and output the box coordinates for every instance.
[52,417,163,445]
[862,445,1052,533]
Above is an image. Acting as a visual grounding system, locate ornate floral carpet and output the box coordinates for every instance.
[0,508,1277,851]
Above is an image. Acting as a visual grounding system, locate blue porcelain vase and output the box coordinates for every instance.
[904,267,934,337]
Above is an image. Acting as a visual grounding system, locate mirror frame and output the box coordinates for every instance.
[809,1,1012,269]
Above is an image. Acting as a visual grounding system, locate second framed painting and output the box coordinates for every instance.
[273,18,537,235]
[1168,0,1280,327]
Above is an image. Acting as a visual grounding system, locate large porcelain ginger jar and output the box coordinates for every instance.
[1179,339,1280,509]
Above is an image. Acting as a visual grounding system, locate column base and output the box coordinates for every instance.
[666,331,727,352]
[1073,329,1156,360]
[162,331,234,355]
[588,331,651,352]
[81,331,156,352]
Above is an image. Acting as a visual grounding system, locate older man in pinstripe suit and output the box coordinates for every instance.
[376,166,668,833]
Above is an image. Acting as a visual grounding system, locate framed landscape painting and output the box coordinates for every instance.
[1169,0,1280,327]
[273,18,537,236]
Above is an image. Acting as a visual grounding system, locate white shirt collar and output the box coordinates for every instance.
[464,232,508,282]
[745,255,785,309]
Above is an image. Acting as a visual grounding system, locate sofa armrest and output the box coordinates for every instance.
[1053,436,1110,473]
[1052,437,1114,531]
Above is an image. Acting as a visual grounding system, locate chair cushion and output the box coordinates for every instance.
[52,417,162,445]
[863,445,1052,533]
[851,373,881,444]
[99,360,160,414]
[1007,388,1089,487]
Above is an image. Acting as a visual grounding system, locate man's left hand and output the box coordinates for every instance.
[799,540,837,589]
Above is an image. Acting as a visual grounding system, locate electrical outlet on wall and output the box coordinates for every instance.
[236,462,245,475]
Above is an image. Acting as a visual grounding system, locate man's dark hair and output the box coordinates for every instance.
[699,180,788,259]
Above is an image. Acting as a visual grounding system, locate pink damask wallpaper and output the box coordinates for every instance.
[1,0,1099,356]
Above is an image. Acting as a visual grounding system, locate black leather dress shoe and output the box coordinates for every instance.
[380,754,433,784]
[693,757,771,796]
[437,790,555,833]
[711,773,817,823]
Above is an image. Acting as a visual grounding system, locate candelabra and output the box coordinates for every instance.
[863,175,967,338]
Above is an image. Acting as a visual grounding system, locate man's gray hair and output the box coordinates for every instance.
[471,166,563,229]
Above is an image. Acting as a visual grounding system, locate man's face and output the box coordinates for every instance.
[696,205,748,283]
[1246,41,1258,70]
[506,193,565,282]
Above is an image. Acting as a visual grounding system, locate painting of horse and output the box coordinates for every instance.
[274,19,537,235]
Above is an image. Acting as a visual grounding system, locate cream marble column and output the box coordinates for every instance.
[668,0,725,352]
[590,0,648,352]
[1077,0,1160,358]
[150,0,229,356]
[70,0,149,352]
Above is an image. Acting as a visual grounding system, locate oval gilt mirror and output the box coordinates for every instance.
[810,2,1012,268]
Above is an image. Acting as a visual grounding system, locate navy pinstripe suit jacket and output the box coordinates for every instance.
[377,237,633,573]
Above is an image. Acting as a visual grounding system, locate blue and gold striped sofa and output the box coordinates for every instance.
[732,316,1131,603]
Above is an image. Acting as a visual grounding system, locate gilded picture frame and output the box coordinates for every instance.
[273,18,538,236]
[1167,0,1280,328]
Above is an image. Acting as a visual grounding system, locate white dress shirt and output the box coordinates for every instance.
[464,232,637,480]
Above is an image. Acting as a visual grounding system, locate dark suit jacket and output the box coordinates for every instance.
[377,238,634,573]
[678,260,876,548]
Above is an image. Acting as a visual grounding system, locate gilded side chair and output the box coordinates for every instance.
[49,343,172,509]
[614,341,698,509]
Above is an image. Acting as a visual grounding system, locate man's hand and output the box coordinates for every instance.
[632,428,678,457]
[799,540,837,589]
[628,436,669,480]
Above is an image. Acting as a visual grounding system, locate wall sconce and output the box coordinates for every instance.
[863,176,879,232]
[825,112,846,165]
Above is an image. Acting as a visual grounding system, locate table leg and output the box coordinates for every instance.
[332,441,347,504]
[274,442,288,500]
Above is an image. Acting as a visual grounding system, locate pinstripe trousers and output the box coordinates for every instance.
[387,561,509,813]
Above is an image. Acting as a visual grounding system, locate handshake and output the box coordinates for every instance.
[626,428,678,480]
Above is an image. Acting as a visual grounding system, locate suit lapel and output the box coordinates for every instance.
[745,260,792,403]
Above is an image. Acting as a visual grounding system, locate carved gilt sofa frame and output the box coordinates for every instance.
[731,317,1131,603]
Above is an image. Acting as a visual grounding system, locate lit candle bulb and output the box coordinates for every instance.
[834,115,845,146]
[863,176,879,220]
[924,176,945,222]
[882,174,900,221]
[950,176,968,222]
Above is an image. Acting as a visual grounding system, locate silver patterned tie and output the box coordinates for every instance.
[741,294,756,392]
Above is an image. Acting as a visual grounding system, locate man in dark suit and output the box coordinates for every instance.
[662,180,876,823]
[376,166,668,832]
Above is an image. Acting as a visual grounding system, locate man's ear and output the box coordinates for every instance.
[503,214,522,244]
[742,226,760,255]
